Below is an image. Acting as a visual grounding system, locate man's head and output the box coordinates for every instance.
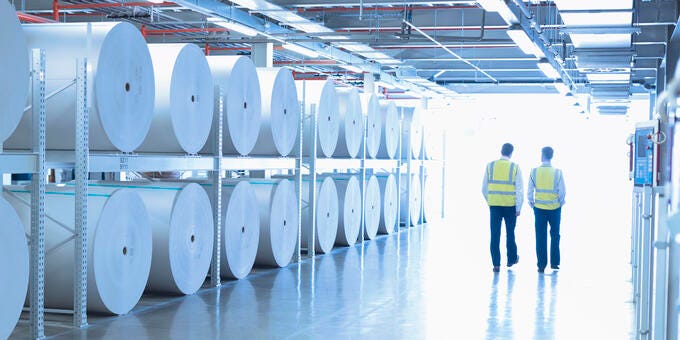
[501,143,514,158]
[542,146,554,162]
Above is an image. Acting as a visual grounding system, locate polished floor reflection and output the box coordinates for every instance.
[11,221,635,339]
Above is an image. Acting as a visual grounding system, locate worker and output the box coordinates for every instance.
[482,143,523,273]
[528,146,566,273]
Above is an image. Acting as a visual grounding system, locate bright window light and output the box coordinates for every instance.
[282,43,320,58]
[207,18,259,37]
[554,82,571,95]
[339,64,363,73]
[506,26,545,58]
[553,0,633,11]
[477,0,518,24]
[147,0,165,3]
[537,59,560,79]
[586,73,631,82]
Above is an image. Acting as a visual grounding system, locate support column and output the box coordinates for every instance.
[252,43,273,68]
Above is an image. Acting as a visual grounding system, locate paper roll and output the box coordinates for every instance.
[138,44,214,154]
[422,174,443,223]
[301,176,339,254]
[423,124,444,160]
[220,181,260,279]
[335,87,363,158]
[203,56,262,155]
[295,80,339,157]
[6,22,155,152]
[377,174,398,234]
[0,1,29,144]
[251,68,300,157]
[364,175,381,240]
[4,185,152,315]
[400,174,422,226]
[82,182,214,295]
[362,94,382,159]
[377,101,399,159]
[251,179,299,267]
[0,196,28,339]
[334,176,361,246]
[400,106,424,159]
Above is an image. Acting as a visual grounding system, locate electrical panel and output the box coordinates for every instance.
[633,120,659,187]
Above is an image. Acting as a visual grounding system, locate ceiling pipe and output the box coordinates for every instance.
[297,5,478,12]
[402,19,498,83]
[57,2,176,10]
[17,11,55,23]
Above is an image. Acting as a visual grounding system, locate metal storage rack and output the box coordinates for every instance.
[16,68,435,338]
[2,49,47,340]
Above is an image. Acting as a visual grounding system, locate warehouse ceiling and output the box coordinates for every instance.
[12,0,679,113]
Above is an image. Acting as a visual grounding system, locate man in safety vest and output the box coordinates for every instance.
[482,143,523,273]
[528,146,566,273]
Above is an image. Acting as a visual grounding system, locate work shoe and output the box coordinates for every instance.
[538,267,545,273]
[493,266,500,273]
[551,265,560,270]
[508,255,520,267]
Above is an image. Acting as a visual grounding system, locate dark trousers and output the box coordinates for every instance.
[534,207,561,269]
[489,206,518,267]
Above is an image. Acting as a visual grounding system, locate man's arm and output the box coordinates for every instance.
[482,164,489,202]
[527,169,535,208]
[515,167,523,214]
[558,170,566,206]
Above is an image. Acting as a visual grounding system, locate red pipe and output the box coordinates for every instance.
[140,24,147,38]
[204,43,211,56]
[17,12,56,23]
[58,1,176,10]
[52,0,58,21]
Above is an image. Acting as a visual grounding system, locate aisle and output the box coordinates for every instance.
[14,221,634,339]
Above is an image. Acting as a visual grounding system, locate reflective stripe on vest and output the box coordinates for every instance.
[487,160,517,207]
[532,166,561,210]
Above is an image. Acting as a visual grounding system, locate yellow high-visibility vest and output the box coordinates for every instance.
[486,159,517,207]
[532,166,561,210]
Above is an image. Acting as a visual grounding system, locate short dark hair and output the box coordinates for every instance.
[542,146,554,160]
[501,143,514,157]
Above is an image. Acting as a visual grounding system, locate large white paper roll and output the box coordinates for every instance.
[138,44,214,154]
[84,182,214,295]
[301,176,338,254]
[423,124,444,160]
[400,174,422,226]
[203,56,262,155]
[422,174,443,222]
[295,80,339,157]
[377,174,398,235]
[362,94,382,159]
[251,68,300,156]
[0,196,28,339]
[220,181,260,279]
[335,87,363,158]
[0,1,29,144]
[334,176,361,246]
[251,179,298,267]
[6,22,155,152]
[400,106,424,159]
[364,175,381,240]
[377,101,399,159]
[4,185,152,315]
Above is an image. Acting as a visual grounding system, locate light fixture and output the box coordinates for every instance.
[147,0,165,3]
[476,0,518,24]
[339,64,363,73]
[506,25,545,58]
[207,18,259,37]
[537,59,560,79]
[282,43,320,58]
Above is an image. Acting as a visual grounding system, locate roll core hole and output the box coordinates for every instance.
[241,226,245,233]
[244,102,248,109]
[122,247,128,256]
[191,235,195,243]
[191,95,196,103]
[284,109,287,115]
[327,116,331,121]
[125,83,130,92]
[326,212,330,218]
[283,220,287,226]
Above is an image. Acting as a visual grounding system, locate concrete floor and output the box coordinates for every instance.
[11,220,635,339]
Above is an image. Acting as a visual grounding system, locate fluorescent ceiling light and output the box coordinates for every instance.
[207,18,259,37]
[282,43,320,58]
[147,0,165,3]
[476,0,518,24]
[552,0,633,11]
[586,73,631,82]
[506,26,545,57]
[537,59,560,79]
[339,64,363,73]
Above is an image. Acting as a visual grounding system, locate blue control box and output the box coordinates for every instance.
[634,126,655,186]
